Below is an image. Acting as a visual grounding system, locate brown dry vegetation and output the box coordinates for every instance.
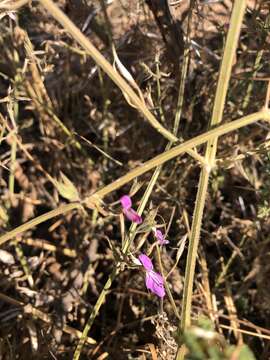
[0,0,270,359]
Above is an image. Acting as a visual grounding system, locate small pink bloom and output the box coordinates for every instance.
[138,254,165,298]
[145,271,165,298]
[138,254,153,271]
[120,195,132,209]
[120,195,142,224]
[153,228,169,245]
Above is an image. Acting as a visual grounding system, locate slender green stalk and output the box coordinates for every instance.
[37,0,205,166]
[177,3,247,358]
[173,45,189,136]
[0,111,269,248]
[73,268,118,360]
[178,167,210,332]
[75,165,165,359]
[7,73,19,194]
[156,245,180,319]
[242,15,268,110]
[9,135,16,194]
[155,53,166,124]
[173,3,193,136]
[122,166,162,254]
[242,49,264,110]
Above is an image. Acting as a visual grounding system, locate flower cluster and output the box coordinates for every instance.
[120,194,168,298]
[120,195,169,242]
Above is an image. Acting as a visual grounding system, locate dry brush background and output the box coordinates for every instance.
[0,0,270,359]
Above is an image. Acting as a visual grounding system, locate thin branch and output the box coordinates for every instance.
[0,110,269,248]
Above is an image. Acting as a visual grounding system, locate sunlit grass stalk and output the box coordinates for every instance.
[173,45,189,136]
[155,53,166,124]
[37,0,205,166]
[177,2,247,358]
[156,244,180,319]
[0,111,269,248]
[173,1,193,136]
[242,15,268,111]
[37,0,174,142]
[73,267,118,360]
[0,0,28,10]
[9,134,16,194]
[8,79,18,194]
[242,49,264,110]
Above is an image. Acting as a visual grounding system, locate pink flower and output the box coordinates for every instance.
[138,254,165,298]
[153,228,169,245]
[120,195,142,224]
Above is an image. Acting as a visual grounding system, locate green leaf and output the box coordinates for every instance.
[54,172,79,202]
[226,344,256,360]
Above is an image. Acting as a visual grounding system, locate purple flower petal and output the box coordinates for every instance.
[120,195,132,210]
[145,271,165,298]
[138,254,153,271]
[123,208,142,224]
[154,229,169,245]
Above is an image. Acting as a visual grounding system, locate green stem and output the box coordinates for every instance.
[242,49,264,110]
[156,245,180,319]
[177,3,248,358]
[9,136,17,194]
[173,3,193,136]
[73,268,118,360]
[179,167,210,329]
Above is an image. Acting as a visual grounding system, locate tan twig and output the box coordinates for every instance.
[0,0,29,10]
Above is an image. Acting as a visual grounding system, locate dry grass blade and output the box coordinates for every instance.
[178,3,249,354]
[0,0,29,10]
